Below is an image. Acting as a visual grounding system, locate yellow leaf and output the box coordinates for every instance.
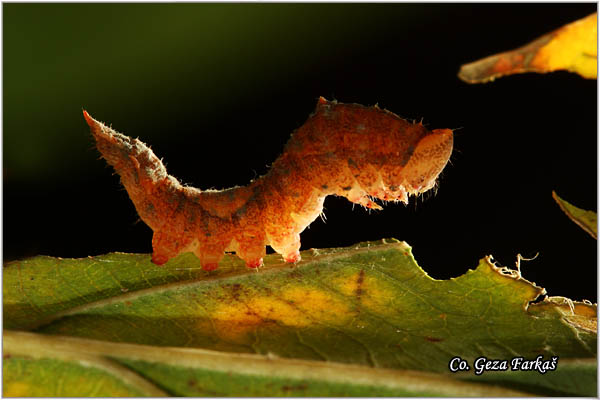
[459,13,597,83]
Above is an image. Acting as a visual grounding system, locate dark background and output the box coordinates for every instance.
[4,4,597,302]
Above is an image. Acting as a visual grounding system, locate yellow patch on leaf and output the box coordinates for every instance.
[208,286,353,341]
[3,382,31,397]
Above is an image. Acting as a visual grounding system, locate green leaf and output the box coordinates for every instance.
[3,349,164,397]
[553,190,598,239]
[3,239,597,396]
[3,331,529,397]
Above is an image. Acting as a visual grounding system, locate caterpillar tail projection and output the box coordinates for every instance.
[84,97,453,271]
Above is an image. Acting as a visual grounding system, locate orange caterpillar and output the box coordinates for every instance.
[84,97,453,270]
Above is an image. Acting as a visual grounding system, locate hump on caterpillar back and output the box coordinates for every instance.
[282,98,453,200]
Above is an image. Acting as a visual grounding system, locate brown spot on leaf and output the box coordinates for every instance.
[288,270,302,280]
[282,383,308,392]
[355,269,365,299]
[231,283,242,301]
[425,336,444,342]
[186,379,219,396]
[532,348,545,354]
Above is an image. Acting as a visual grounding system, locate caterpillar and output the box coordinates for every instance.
[84,97,453,271]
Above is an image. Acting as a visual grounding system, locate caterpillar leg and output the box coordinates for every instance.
[270,233,301,264]
[388,187,409,204]
[380,164,410,204]
[195,242,228,271]
[284,237,302,264]
[238,243,267,269]
[229,230,267,269]
[353,196,383,210]
[345,187,383,210]
[151,231,186,266]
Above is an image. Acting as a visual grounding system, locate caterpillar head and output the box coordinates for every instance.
[402,128,454,195]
